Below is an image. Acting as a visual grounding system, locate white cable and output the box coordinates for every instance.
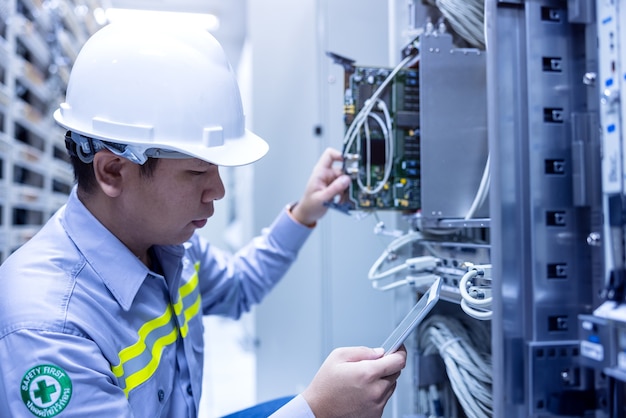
[422,324,490,418]
[464,153,490,219]
[367,229,446,292]
[459,270,491,307]
[369,261,410,281]
[343,54,414,199]
[343,54,414,149]
[429,384,442,417]
[378,98,394,192]
[355,107,392,194]
[368,231,425,280]
[418,388,429,415]
[460,299,492,320]
[372,273,440,292]
[458,268,492,321]
[425,0,485,49]
[418,315,492,418]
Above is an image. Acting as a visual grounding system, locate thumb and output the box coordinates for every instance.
[332,346,385,363]
[319,175,351,201]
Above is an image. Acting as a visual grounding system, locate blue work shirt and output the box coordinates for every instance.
[0,188,315,417]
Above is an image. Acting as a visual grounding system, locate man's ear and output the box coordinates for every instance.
[92,150,130,198]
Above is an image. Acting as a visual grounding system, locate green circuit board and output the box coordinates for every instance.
[342,65,421,211]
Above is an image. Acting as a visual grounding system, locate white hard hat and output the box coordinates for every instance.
[54,22,268,167]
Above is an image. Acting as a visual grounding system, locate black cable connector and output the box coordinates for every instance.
[401,36,420,59]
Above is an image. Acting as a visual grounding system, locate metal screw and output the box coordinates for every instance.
[583,72,596,86]
[587,232,601,246]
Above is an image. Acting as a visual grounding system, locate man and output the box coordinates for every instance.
[0,23,406,417]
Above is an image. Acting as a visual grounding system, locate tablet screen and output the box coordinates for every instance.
[381,277,442,355]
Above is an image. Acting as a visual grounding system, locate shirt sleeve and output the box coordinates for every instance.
[192,207,314,319]
[0,329,133,417]
[269,394,316,418]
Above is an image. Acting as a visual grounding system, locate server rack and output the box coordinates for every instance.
[0,0,103,262]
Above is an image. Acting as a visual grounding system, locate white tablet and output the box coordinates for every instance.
[381,277,442,355]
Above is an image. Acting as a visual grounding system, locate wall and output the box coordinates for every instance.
[249,0,404,415]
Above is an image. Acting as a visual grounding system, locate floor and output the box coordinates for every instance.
[198,312,257,417]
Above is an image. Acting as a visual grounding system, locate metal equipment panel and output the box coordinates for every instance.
[487,0,601,416]
[419,32,488,223]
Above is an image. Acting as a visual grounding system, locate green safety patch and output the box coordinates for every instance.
[20,364,72,417]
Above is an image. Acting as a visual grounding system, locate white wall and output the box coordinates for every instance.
[248,0,325,399]
[248,1,405,416]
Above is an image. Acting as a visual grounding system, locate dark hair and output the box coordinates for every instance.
[69,152,160,194]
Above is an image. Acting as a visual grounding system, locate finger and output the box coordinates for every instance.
[316,175,351,202]
[370,377,398,407]
[324,147,342,160]
[331,346,385,363]
[331,166,344,178]
[382,371,402,384]
[372,351,407,377]
[317,147,343,170]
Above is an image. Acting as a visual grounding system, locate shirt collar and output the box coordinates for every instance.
[61,187,184,310]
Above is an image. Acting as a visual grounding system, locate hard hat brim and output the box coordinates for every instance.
[162,129,270,167]
[55,106,269,167]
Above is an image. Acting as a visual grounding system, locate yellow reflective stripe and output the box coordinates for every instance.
[122,327,178,397]
[111,304,175,378]
[173,263,200,316]
[179,262,200,298]
[179,294,201,338]
[113,262,203,397]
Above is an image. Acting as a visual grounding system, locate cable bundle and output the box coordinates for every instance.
[424,0,486,49]
[418,315,492,418]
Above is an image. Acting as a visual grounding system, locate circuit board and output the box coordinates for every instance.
[342,65,421,211]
